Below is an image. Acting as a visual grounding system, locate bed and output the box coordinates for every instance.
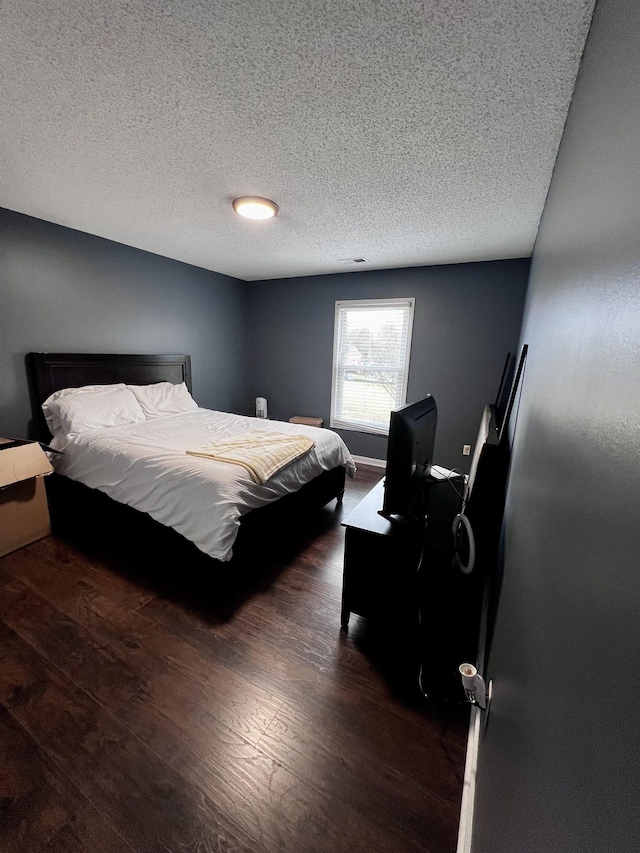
[27,352,354,562]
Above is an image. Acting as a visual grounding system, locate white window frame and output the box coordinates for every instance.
[330,297,415,436]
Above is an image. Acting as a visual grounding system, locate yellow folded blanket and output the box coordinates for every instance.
[186,430,316,484]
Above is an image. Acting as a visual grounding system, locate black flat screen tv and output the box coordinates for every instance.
[380,395,437,523]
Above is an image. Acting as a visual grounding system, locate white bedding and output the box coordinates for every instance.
[50,409,356,562]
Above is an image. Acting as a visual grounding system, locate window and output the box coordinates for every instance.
[330,298,415,435]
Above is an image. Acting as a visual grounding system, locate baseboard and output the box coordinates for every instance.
[351,455,385,469]
[456,551,493,853]
[456,705,482,853]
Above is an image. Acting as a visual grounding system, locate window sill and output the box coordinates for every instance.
[330,419,389,437]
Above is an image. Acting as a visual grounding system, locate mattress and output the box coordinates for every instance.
[49,409,356,561]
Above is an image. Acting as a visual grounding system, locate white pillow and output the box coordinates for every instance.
[127,382,198,419]
[42,383,127,434]
[45,387,146,436]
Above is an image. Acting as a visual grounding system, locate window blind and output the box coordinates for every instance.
[330,298,415,435]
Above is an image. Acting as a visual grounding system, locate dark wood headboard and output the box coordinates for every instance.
[26,352,192,441]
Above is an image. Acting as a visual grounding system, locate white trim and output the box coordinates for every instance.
[329,302,341,430]
[351,455,386,468]
[401,299,414,404]
[329,297,415,434]
[456,543,493,853]
[456,705,481,853]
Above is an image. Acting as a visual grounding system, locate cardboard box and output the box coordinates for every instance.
[0,438,54,558]
[289,416,324,427]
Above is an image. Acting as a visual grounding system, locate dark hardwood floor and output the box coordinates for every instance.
[0,465,467,853]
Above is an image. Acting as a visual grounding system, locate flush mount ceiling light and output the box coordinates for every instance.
[232,196,279,220]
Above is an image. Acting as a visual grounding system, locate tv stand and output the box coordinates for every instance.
[341,478,423,630]
[341,469,470,696]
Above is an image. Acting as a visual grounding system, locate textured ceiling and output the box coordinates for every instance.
[1,0,594,280]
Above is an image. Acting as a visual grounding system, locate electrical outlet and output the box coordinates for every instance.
[463,444,471,456]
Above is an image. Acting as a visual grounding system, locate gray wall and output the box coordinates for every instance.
[246,260,529,470]
[473,0,640,851]
[0,209,248,437]
[1,209,527,465]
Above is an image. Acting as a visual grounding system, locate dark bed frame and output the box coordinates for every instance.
[26,352,346,561]
[27,352,193,443]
